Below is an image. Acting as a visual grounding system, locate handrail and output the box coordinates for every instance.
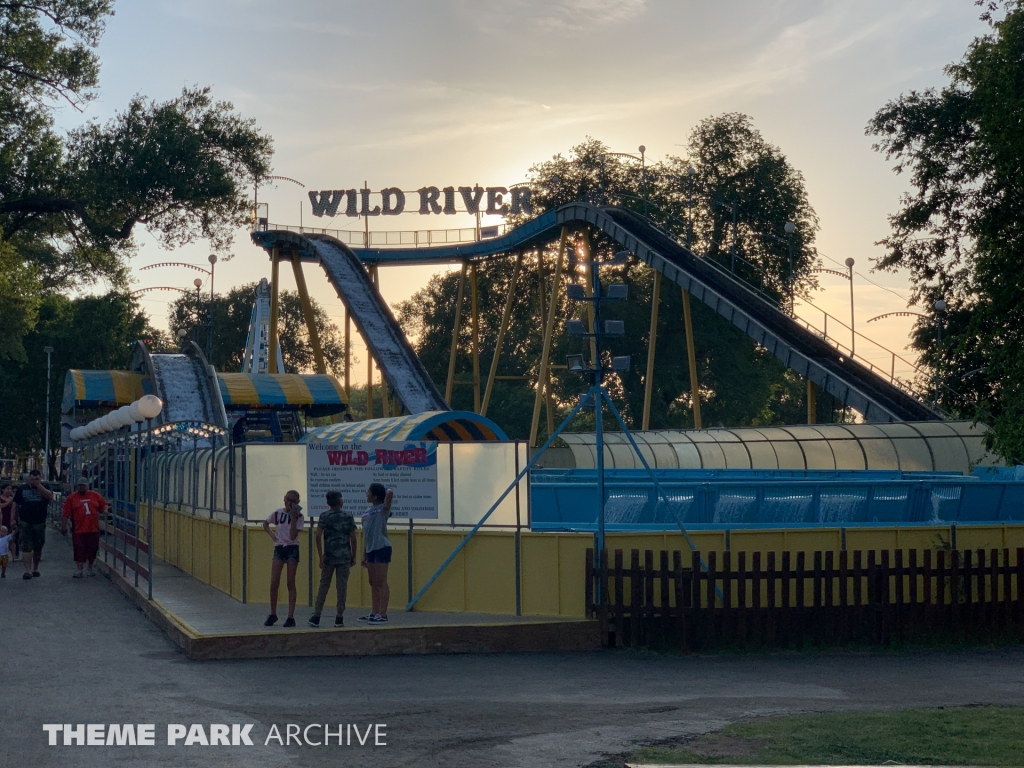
[267,222,510,248]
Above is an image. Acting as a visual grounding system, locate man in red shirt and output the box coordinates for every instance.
[61,477,107,578]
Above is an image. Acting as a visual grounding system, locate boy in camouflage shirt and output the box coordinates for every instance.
[308,490,358,628]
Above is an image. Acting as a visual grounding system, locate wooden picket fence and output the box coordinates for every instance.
[585,547,1024,650]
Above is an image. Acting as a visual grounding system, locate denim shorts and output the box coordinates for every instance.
[365,546,392,564]
[273,544,300,563]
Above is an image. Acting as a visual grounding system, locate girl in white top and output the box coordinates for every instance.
[359,483,394,623]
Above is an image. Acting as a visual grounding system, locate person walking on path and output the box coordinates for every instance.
[308,490,357,628]
[13,469,53,580]
[60,477,107,578]
[359,483,394,624]
[1,483,17,558]
[262,490,304,628]
[0,525,13,577]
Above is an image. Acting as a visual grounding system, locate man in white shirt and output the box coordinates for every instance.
[261,489,304,627]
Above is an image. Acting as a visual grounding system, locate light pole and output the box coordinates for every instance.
[934,298,947,404]
[845,258,855,356]
[207,254,217,362]
[192,277,203,347]
[638,145,647,216]
[784,221,797,310]
[43,345,53,480]
[684,166,696,249]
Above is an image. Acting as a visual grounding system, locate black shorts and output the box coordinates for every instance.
[273,544,300,563]
[18,521,45,555]
[365,546,392,564]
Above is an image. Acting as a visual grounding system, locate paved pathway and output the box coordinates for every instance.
[5,533,1024,768]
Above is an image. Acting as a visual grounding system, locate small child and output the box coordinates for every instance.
[0,525,12,577]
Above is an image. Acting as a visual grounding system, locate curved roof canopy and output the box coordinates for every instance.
[62,370,148,412]
[302,411,508,443]
[218,373,346,415]
[547,421,998,475]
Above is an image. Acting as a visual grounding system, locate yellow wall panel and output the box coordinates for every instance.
[520,534,561,615]
[557,536,590,618]
[412,531,467,612]
[464,534,516,614]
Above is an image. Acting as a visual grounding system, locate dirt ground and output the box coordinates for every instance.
[5,535,1024,768]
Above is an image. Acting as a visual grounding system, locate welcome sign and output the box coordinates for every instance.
[308,185,533,218]
[306,440,439,518]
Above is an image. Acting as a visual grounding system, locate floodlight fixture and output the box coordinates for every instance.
[604,320,625,336]
[611,250,631,265]
[605,284,628,300]
[566,319,587,337]
[612,355,631,372]
[566,354,586,373]
[566,284,586,301]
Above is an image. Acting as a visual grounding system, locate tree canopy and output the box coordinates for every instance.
[867,0,1024,460]
[0,291,158,473]
[398,118,833,441]
[0,1,273,362]
[167,283,348,376]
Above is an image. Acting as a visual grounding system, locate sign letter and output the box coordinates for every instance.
[309,190,344,218]
[442,187,457,215]
[511,187,533,215]
[360,189,381,217]
[345,189,358,217]
[418,186,441,214]
[459,186,485,214]
[381,187,406,215]
[486,187,509,215]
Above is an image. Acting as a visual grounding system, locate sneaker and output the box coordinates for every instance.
[357,614,375,622]
[86,569,96,577]
[32,571,40,577]
[22,572,32,580]
[334,617,344,627]
[72,571,83,579]
[307,615,321,628]
[368,615,388,624]
[1,571,6,578]
[263,614,278,627]
[283,617,296,628]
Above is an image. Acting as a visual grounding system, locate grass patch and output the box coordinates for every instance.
[623,706,1024,766]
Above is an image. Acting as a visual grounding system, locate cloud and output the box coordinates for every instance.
[460,0,647,34]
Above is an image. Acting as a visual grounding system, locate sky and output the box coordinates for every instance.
[69,0,985,383]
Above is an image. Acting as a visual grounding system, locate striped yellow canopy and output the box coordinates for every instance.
[62,370,148,412]
[302,411,508,443]
[218,373,347,415]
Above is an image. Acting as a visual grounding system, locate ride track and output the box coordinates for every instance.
[251,203,944,424]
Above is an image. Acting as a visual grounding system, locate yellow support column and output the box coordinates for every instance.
[482,252,523,416]
[642,271,662,431]
[367,265,378,419]
[470,262,481,413]
[807,380,818,424]
[290,252,325,374]
[682,289,702,429]
[445,263,468,406]
[529,227,568,448]
[268,248,281,374]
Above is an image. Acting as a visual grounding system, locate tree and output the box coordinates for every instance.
[398,123,831,440]
[867,0,1024,460]
[167,283,349,376]
[0,292,158,473]
[0,2,273,359]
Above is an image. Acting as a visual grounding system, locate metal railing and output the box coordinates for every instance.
[267,223,510,248]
